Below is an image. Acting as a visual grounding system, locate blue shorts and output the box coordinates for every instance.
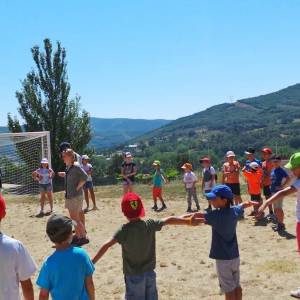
[125,270,158,300]
[83,181,93,190]
[39,183,53,193]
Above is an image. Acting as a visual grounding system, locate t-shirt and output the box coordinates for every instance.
[183,171,198,189]
[153,169,164,187]
[36,246,94,300]
[222,161,240,184]
[245,158,262,171]
[202,167,216,191]
[37,168,53,185]
[82,163,93,182]
[113,219,164,276]
[262,160,273,187]
[291,178,300,222]
[242,168,263,195]
[271,167,288,194]
[204,205,244,260]
[121,162,136,183]
[0,233,36,300]
[65,165,88,199]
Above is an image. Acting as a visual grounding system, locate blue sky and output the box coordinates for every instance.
[1,0,300,125]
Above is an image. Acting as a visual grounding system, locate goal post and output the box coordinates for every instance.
[0,131,51,195]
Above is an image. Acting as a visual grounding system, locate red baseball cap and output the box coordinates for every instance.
[121,192,145,219]
[0,194,6,220]
[261,147,273,154]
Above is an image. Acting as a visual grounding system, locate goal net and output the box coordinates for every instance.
[0,131,51,195]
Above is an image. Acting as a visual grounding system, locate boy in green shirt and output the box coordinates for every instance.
[92,192,200,300]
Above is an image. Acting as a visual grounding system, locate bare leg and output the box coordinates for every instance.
[40,192,46,212]
[123,185,129,195]
[275,208,284,224]
[89,188,97,208]
[128,184,134,193]
[235,286,242,300]
[69,210,86,238]
[84,189,90,209]
[225,290,236,300]
[46,191,54,212]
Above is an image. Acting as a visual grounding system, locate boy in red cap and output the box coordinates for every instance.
[261,147,275,219]
[92,192,201,300]
[0,194,36,300]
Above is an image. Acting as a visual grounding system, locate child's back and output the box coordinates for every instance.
[37,246,94,299]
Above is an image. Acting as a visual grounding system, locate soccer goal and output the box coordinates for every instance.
[0,131,51,195]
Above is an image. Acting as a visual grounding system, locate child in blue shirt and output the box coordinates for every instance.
[194,185,256,300]
[36,214,95,300]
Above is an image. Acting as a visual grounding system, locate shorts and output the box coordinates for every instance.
[65,195,83,213]
[123,179,135,186]
[250,194,262,202]
[263,186,272,197]
[225,183,241,196]
[39,183,53,193]
[83,181,93,190]
[125,270,158,300]
[216,257,240,293]
[152,187,162,198]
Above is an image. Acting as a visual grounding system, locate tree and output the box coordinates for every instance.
[8,38,91,171]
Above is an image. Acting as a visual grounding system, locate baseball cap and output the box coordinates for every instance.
[0,194,6,220]
[59,142,71,152]
[152,160,161,166]
[81,155,90,160]
[199,156,211,163]
[249,162,260,170]
[121,193,145,219]
[181,163,193,170]
[226,151,235,157]
[46,214,75,243]
[245,148,255,155]
[285,152,300,169]
[261,147,273,154]
[40,158,49,164]
[125,152,132,158]
[205,185,233,201]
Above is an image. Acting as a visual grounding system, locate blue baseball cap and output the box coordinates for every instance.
[205,185,233,201]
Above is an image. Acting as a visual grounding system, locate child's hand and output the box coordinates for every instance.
[57,172,65,178]
[190,214,203,226]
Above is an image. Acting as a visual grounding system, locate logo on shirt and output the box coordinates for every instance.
[130,200,138,210]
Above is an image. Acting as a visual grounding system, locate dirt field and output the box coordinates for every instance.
[2,182,300,299]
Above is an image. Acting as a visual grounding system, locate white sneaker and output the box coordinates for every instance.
[290,288,300,298]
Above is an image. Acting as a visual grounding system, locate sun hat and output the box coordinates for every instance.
[40,158,49,164]
[121,193,145,219]
[226,151,235,158]
[46,214,75,243]
[0,194,6,220]
[181,163,193,170]
[261,147,273,154]
[249,162,260,170]
[205,185,233,201]
[152,160,161,166]
[81,155,90,160]
[285,152,300,169]
[245,148,255,155]
[199,156,211,163]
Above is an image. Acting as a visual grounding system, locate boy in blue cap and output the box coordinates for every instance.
[193,185,257,300]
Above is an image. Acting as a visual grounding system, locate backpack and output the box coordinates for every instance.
[203,166,217,182]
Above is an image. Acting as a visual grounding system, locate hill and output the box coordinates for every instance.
[132,83,300,167]
[90,117,171,149]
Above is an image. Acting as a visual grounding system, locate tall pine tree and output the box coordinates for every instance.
[8,38,91,170]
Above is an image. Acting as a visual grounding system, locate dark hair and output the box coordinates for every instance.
[271,155,281,161]
[47,226,72,244]
[223,197,234,208]
[40,164,49,169]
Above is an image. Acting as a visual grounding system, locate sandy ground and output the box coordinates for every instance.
[2,183,300,300]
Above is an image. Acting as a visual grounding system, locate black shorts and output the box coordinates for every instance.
[251,194,262,202]
[263,186,272,198]
[225,183,241,196]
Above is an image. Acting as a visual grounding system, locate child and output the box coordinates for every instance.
[194,185,256,300]
[242,162,263,216]
[32,158,55,217]
[0,194,37,300]
[269,155,290,231]
[121,152,137,195]
[151,160,167,211]
[200,157,216,211]
[222,151,243,206]
[82,155,97,212]
[258,152,300,298]
[182,163,200,212]
[244,148,262,171]
[261,148,275,219]
[58,149,89,246]
[92,192,200,300]
[36,214,95,300]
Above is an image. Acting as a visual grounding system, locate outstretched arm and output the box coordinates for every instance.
[92,238,117,264]
[241,200,260,209]
[161,215,204,226]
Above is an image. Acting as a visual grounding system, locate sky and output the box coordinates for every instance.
[1,0,300,125]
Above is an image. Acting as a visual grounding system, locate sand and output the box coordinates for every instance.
[2,183,300,300]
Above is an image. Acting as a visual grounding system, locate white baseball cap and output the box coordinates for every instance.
[249,162,260,170]
[226,151,235,158]
[40,158,49,164]
[81,155,90,160]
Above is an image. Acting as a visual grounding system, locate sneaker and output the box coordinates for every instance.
[151,205,158,211]
[76,237,90,247]
[290,288,300,298]
[186,208,192,213]
[160,204,167,211]
[35,211,44,218]
[248,211,256,217]
[273,223,285,232]
[83,207,90,213]
[266,213,277,222]
[92,206,98,211]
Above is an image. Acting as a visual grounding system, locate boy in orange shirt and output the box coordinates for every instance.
[242,162,263,217]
